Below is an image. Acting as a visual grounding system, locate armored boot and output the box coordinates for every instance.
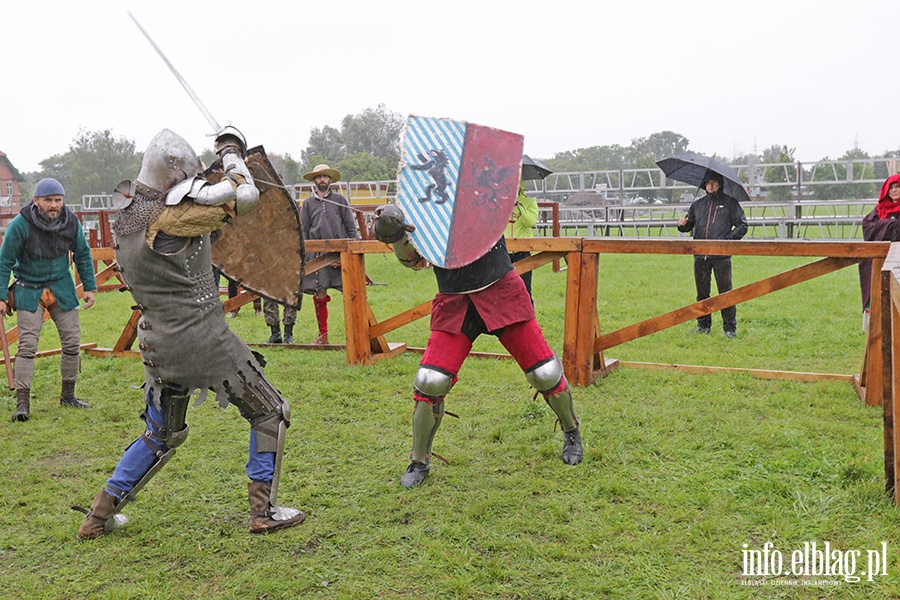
[248,481,305,534]
[11,388,30,422]
[543,382,582,465]
[283,324,294,345]
[525,357,582,466]
[77,489,120,540]
[401,399,444,488]
[266,324,282,344]
[60,380,91,409]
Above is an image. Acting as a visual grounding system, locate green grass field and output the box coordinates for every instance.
[0,253,897,599]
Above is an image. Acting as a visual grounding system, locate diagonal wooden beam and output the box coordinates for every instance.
[595,256,860,352]
[512,251,567,276]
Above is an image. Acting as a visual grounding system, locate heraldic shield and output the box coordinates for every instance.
[210,146,304,309]
[396,116,524,269]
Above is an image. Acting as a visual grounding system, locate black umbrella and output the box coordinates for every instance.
[656,151,750,203]
[521,155,553,181]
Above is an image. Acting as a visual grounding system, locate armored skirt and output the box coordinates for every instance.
[115,229,275,409]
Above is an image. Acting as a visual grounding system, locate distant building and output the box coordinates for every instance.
[0,151,25,213]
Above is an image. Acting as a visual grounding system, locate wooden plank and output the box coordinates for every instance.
[85,348,141,358]
[90,247,116,262]
[304,252,341,275]
[365,304,391,354]
[341,252,371,365]
[223,290,258,313]
[93,263,121,287]
[880,244,900,497]
[369,300,432,338]
[311,238,581,256]
[595,257,859,352]
[578,253,601,383]
[511,251,567,276]
[882,284,900,504]
[584,238,890,259]
[862,256,887,404]
[506,237,581,253]
[5,343,100,362]
[365,342,408,365]
[563,250,599,386]
[620,360,855,382]
[113,309,141,352]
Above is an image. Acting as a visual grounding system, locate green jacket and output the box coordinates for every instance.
[0,211,97,312]
[505,189,539,239]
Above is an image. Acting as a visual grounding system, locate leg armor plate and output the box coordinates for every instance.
[226,371,291,507]
[118,383,191,506]
[524,355,578,432]
[410,365,453,463]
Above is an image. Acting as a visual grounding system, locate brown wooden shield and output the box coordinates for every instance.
[210,146,304,309]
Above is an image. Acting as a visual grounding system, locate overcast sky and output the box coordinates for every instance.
[4,0,897,174]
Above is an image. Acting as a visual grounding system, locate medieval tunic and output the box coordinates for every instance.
[299,191,358,293]
[115,227,277,410]
[430,237,535,339]
[0,204,97,311]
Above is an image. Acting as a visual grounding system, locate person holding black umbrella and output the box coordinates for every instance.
[676,171,748,338]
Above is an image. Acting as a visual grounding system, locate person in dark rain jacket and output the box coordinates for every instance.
[677,171,748,338]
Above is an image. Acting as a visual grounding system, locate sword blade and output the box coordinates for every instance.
[128,12,221,133]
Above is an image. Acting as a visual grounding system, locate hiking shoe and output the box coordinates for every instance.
[724,331,736,339]
[400,462,430,488]
[226,310,239,318]
[692,327,710,334]
[312,334,329,345]
[562,428,583,465]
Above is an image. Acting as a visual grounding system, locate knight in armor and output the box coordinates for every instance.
[372,203,583,488]
[76,127,306,538]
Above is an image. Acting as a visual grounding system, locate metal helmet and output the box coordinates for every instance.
[136,129,203,194]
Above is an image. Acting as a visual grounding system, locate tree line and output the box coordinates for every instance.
[16,104,899,203]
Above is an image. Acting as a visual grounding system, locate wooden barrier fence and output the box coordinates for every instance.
[16,239,898,502]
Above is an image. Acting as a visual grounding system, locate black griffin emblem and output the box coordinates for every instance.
[471,157,514,210]
[410,149,451,204]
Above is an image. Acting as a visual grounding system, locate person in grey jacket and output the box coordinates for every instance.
[676,172,748,337]
[299,164,358,345]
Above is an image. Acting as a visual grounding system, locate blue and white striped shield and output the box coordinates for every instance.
[396,116,523,269]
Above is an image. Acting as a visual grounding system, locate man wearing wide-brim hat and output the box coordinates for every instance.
[299,164,359,345]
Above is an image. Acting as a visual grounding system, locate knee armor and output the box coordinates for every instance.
[524,355,564,393]
[414,365,453,400]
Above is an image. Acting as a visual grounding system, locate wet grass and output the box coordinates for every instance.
[0,254,897,598]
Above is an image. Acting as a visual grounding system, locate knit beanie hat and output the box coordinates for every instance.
[34,177,65,198]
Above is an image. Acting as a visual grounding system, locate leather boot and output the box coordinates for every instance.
[77,489,119,540]
[11,388,29,422]
[248,481,305,534]
[266,324,282,344]
[283,324,294,345]
[60,380,91,408]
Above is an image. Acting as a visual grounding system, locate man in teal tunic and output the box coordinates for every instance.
[0,177,97,421]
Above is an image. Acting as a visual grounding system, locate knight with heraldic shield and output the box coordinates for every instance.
[75,127,307,538]
[373,116,583,488]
